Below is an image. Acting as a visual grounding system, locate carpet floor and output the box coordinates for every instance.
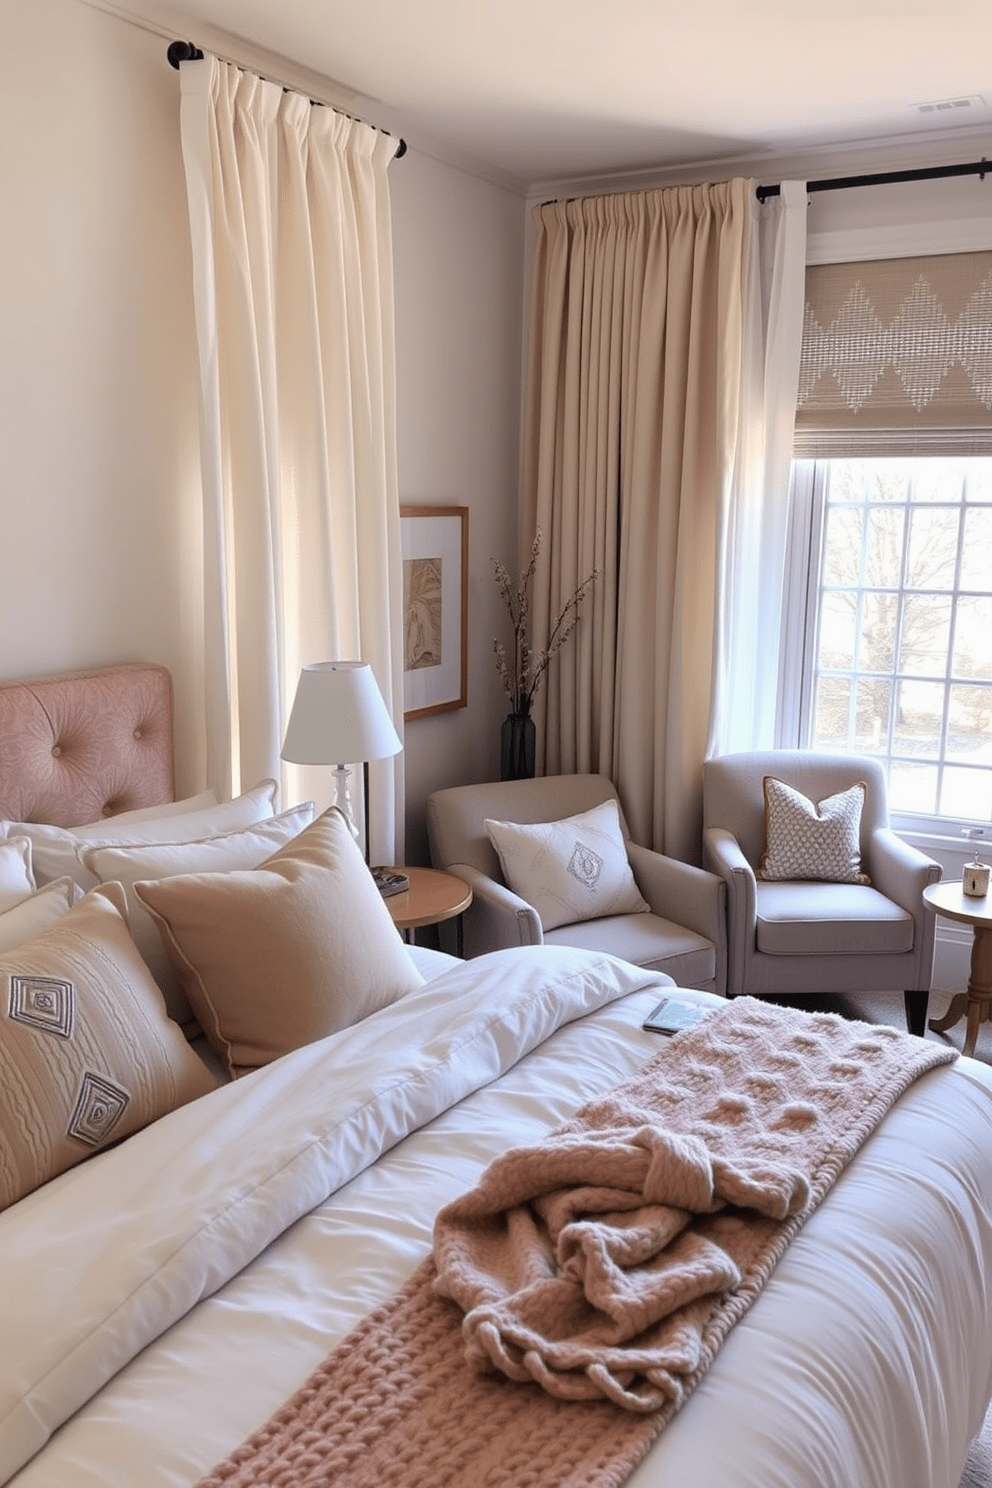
[770,986,991,1488]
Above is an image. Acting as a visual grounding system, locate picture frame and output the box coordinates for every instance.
[400,505,468,720]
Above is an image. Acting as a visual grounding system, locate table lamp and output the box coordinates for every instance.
[281,662,402,867]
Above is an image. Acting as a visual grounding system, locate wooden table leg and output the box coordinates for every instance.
[929,991,968,1035]
[963,925,992,1059]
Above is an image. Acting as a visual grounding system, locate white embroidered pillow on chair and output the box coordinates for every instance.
[759,776,870,884]
[484,798,649,932]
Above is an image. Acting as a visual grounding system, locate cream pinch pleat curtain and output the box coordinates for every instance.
[178,56,404,862]
[522,181,753,863]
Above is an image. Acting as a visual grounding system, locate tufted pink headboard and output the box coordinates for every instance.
[0,664,175,827]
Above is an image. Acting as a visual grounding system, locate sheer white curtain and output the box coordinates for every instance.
[709,181,808,756]
[178,56,404,862]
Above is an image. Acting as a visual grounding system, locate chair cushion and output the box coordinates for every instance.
[759,776,870,884]
[545,911,715,987]
[755,882,914,957]
[484,799,649,931]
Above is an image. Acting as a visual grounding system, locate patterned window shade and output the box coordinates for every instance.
[794,251,992,455]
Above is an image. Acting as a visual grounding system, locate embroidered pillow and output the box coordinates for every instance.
[133,809,425,1078]
[0,883,217,1211]
[484,798,650,932]
[759,776,870,884]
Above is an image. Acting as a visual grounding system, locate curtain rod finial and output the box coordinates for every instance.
[167,40,204,69]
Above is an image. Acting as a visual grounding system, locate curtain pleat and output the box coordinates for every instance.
[523,182,753,862]
[178,57,404,862]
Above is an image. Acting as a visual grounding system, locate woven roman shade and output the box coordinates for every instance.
[794,251,992,455]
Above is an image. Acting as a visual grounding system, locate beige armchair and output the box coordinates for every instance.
[701,750,941,1034]
[426,774,726,995]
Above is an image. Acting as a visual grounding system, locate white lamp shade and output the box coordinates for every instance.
[281,662,402,766]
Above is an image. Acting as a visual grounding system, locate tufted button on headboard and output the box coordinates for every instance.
[0,664,175,827]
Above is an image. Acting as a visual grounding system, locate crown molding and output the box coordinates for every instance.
[526,127,992,205]
[78,0,529,197]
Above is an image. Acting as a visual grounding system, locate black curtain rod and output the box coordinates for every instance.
[166,40,407,158]
[756,156,989,203]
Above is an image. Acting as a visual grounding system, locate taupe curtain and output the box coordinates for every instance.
[522,181,751,862]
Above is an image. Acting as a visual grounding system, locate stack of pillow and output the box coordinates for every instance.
[0,784,424,1211]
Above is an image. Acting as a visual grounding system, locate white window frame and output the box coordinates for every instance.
[779,456,992,839]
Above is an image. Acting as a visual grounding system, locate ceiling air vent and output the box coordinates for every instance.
[914,95,986,115]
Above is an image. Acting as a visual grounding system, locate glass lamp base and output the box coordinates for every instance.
[331,764,361,842]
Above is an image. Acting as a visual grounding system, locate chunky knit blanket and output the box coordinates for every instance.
[198,997,955,1488]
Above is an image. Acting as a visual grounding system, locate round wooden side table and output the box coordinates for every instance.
[384,866,472,956]
[924,880,992,1058]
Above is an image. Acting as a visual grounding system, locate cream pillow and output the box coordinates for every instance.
[7,780,280,890]
[80,802,317,1027]
[67,788,219,836]
[134,809,425,1078]
[0,878,79,954]
[484,798,650,932]
[0,837,36,910]
[758,776,871,884]
[0,883,217,1211]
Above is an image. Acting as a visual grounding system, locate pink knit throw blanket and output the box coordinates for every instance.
[198,998,955,1488]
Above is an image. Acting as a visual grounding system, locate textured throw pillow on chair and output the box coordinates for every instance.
[759,776,870,884]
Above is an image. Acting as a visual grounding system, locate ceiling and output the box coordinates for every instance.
[106,0,992,189]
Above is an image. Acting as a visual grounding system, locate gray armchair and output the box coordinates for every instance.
[701,750,941,1034]
[426,774,726,995]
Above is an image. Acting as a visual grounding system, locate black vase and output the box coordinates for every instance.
[500,708,536,781]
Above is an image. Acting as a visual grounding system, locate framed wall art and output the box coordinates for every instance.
[400,505,468,720]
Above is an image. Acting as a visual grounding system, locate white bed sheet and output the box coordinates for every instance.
[5,947,992,1488]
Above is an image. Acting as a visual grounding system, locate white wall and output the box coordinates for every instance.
[391,152,525,863]
[2,0,206,791]
[1,0,527,861]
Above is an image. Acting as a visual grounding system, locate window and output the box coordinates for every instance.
[784,456,992,827]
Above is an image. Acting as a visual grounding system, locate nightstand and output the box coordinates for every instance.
[384,866,472,956]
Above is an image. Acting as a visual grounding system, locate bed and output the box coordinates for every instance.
[1,664,992,1488]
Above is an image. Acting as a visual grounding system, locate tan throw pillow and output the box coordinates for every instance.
[484,798,650,932]
[79,802,317,1028]
[133,809,425,1078]
[0,884,217,1211]
[758,776,871,884]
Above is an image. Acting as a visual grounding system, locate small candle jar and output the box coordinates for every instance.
[962,828,990,897]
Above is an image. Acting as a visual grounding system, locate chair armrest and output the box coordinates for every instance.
[867,829,941,913]
[625,842,725,945]
[626,843,727,997]
[444,862,543,957]
[703,826,756,894]
[702,826,756,998]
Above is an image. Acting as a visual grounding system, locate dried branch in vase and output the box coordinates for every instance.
[492,530,598,715]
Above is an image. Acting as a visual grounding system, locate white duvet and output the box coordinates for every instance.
[4,945,992,1488]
